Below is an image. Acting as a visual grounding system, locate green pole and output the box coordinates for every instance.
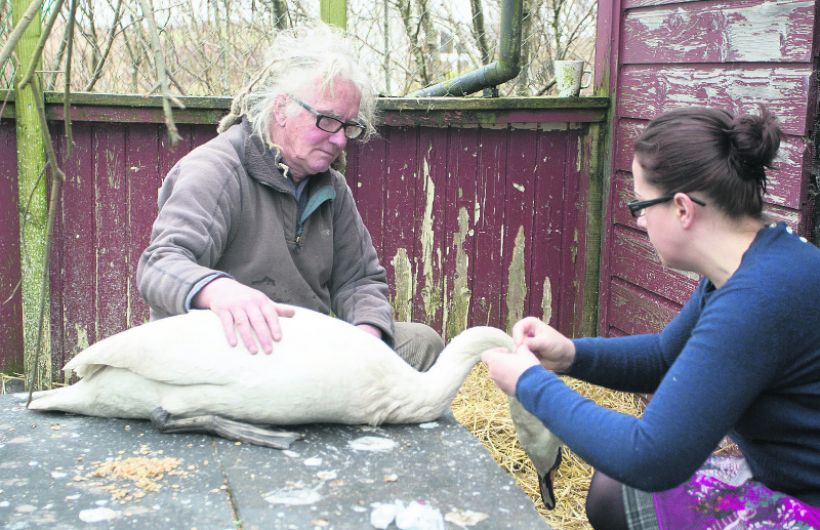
[320,0,347,30]
[12,0,51,388]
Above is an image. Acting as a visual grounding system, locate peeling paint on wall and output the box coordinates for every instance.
[66,324,90,384]
[444,207,472,340]
[106,150,120,189]
[419,155,441,322]
[390,247,415,322]
[541,276,553,324]
[505,226,527,333]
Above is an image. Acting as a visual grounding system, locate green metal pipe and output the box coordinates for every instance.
[410,0,522,97]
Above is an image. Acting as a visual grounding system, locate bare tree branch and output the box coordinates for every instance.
[470,0,491,65]
[84,0,124,91]
[0,0,46,71]
[63,0,79,156]
[138,0,181,146]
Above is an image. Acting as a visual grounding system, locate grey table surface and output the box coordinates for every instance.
[0,396,551,530]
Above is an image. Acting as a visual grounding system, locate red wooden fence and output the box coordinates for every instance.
[0,96,608,377]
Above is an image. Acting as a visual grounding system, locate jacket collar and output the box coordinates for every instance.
[238,118,332,194]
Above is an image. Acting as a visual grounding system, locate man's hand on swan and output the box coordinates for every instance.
[192,277,295,354]
[482,345,540,396]
[356,323,383,340]
[511,317,576,373]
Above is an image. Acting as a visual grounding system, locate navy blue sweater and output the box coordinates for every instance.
[516,223,820,505]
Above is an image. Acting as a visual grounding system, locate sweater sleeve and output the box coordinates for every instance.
[568,284,705,393]
[516,281,781,491]
[137,147,241,318]
[327,180,394,344]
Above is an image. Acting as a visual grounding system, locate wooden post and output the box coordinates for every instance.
[12,0,51,387]
[320,0,347,30]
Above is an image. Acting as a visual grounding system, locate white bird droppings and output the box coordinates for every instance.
[444,509,489,526]
[264,488,322,506]
[304,457,322,467]
[348,436,396,452]
[418,422,439,429]
[79,507,121,523]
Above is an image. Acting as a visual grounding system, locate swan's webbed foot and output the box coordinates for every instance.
[149,407,303,449]
[537,446,562,510]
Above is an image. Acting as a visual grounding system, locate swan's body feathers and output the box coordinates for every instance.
[29,307,514,427]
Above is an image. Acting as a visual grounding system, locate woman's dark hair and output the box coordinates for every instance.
[633,106,782,218]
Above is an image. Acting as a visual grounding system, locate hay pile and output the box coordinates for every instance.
[451,363,645,530]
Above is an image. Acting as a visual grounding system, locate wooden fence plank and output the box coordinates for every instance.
[382,127,421,320]
[471,128,509,328]
[414,127,449,331]
[530,130,571,328]
[443,127,481,338]
[95,124,130,342]
[56,124,98,368]
[619,64,814,135]
[348,134,387,254]
[622,0,815,64]
[125,123,161,328]
[0,121,23,372]
[503,127,540,332]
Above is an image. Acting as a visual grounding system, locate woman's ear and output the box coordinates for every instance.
[673,193,696,229]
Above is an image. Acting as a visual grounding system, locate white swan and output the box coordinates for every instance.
[29,304,563,505]
[28,306,514,432]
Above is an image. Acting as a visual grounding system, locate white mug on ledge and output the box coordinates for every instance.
[554,60,592,97]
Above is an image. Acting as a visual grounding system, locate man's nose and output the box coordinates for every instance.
[329,128,348,148]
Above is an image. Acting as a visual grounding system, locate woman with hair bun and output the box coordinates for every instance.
[483,106,820,529]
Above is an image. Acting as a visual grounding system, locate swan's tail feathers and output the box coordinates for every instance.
[26,385,85,413]
[10,389,51,404]
[150,408,303,449]
[508,396,564,510]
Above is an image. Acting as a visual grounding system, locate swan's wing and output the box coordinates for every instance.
[63,307,400,388]
[64,311,245,385]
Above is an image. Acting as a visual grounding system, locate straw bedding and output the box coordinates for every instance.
[451,363,645,530]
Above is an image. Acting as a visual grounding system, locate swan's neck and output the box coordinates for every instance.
[378,327,514,424]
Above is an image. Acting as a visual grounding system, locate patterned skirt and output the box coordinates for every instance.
[623,455,820,529]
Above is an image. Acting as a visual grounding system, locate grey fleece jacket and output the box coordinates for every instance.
[136,119,395,343]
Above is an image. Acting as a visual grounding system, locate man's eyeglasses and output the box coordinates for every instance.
[289,95,365,140]
[627,194,707,218]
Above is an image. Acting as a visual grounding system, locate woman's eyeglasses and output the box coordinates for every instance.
[289,95,365,140]
[627,194,707,218]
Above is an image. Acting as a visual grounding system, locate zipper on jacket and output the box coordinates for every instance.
[289,186,337,250]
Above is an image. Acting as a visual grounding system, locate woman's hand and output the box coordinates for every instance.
[192,277,295,354]
[512,317,576,373]
[482,345,540,396]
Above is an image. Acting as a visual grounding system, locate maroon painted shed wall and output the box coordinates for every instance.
[595,0,819,337]
[0,99,604,374]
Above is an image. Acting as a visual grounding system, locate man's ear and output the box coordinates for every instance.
[272,94,288,126]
